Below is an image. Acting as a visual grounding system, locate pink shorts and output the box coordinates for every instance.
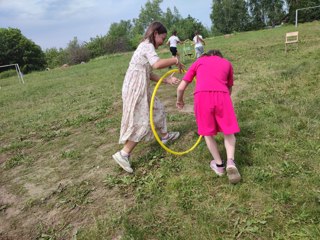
[194,91,240,136]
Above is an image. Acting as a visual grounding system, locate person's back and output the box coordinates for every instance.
[167,31,181,57]
[168,35,180,48]
[193,34,203,47]
[184,55,233,93]
[193,31,205,58]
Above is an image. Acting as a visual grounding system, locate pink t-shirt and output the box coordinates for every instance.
[183,56,234,93]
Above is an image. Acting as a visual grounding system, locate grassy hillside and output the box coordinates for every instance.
[1,21,319,239]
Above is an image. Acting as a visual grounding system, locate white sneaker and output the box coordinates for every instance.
[112,151,133,173]
[226,159,241,184]
[161,132,180,144]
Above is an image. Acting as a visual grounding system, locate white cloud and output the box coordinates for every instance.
[1,0,99,26]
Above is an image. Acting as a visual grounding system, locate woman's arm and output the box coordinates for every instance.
[150,72,160,82]
[152,57,184,72]
[150,72,181,85]
[152,57,178,69]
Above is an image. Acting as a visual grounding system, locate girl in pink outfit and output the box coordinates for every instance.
[176,50,241,184]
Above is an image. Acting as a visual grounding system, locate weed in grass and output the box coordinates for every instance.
[279,160,304,177]
[94,97,114,114]
[40,129,71,141]
[0,203,10,212]
[172,177,205,212]
[56,181,95,209]
[272,190,292,204]
[157,155,182,173]
[0,140,34,153]
[4,153,33,169]
[24,198,44,210]
[252,167,274,183]
[95,118,116,133]
[103,174,136,189]
[35,221,73,240]
[61,149,82,162]
[64,114,98,127]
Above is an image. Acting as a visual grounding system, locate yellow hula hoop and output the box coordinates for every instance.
[149,68,202,156]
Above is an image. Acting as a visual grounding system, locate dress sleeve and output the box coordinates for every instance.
[227,62,234,87]
[144,42,160,66]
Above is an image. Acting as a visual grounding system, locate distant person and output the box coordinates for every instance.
[112,21,184,173]
[176,50,241,184]
[193,31,205,58]
[167,30,182,57]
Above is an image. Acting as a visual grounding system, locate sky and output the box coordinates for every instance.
[0,0,213,50]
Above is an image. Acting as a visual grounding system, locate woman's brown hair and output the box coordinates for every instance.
[143,21,167,46]
[202,49,223,58]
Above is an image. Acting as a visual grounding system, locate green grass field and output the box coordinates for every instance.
[1,21,320,240]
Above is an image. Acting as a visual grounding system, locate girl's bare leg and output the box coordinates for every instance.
[204,136,223,165]
[122,140,138,155]
[224,134,236,160]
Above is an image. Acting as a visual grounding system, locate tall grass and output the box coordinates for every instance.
[0,22,319,239]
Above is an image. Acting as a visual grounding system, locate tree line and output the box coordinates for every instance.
[0,0,319,74]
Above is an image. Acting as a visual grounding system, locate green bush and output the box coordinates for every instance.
[0,69,17,79]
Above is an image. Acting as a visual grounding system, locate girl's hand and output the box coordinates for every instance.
[176,100,184,110]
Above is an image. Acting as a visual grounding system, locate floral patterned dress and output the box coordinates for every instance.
[119,40,167,144]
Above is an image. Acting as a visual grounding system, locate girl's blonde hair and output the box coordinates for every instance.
[143,21,167,46]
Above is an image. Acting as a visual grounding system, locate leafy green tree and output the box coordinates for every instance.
[132,0,164,34]
[86,35,108,58]
[0,28,46,73]
[266,0,286,27]
[45,48,67,69]
[248,0,268,29]
[211,0,250,34]
[248,0,286,28]
[105,20,134,53]
[173,16,209,40]
[286,0,320,23]
[65,37,90,65]
[257,0,286,27]
[162,6,182,29]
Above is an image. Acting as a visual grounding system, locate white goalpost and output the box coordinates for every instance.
[0,63,24,84]
[295,5,320,27]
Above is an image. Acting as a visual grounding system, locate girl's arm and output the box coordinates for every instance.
[227,63,234,95]
[176,80,190,109]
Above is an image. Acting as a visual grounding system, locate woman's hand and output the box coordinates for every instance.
[174,56,185,73]
[167,76,181,85]
[177,62,185,73]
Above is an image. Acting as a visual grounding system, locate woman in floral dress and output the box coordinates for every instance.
[112,22,183,173]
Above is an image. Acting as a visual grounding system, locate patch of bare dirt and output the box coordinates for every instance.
[0,153,9,165]
[0,186,23,235]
